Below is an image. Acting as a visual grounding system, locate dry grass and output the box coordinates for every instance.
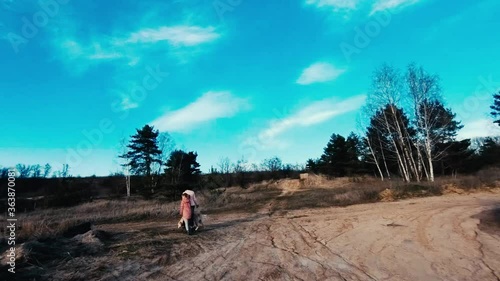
[0,199,179,243]
[203,185,282,215]
[238,169,500,213]
[433,167,500,191]
[272,184,384,212]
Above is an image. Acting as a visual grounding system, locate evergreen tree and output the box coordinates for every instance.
[434,139,473,175]
[165,150,201,185]
[320,134,349,177]
[120,125,162,177]
[345,132,363,175]
[0,167,10,178]
[492,91,500,127]
[478,137,500,167]
[306,158,320,174]
[43,163,52,178]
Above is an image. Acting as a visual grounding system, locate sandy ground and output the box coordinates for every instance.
[73,191,500,281]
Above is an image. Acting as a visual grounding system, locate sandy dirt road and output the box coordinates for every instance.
[146,192,500,281]
[78,191,500,281]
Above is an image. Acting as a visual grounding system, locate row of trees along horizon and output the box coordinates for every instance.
[3,63,500,199]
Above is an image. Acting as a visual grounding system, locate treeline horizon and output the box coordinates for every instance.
[3,134,499,180]
[3,63,500,185]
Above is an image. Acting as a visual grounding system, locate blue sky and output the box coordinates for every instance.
[1,0,500,176]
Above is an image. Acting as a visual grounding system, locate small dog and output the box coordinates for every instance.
[177,213,203,230]
[194,208,204,230]
[177,218,185,229]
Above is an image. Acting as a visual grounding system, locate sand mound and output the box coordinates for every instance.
[3,229,110,268]
[1,242,28,265]
[301,174,356,188]
[276,179,302,195]
[278,179,301,189]
[442,184,466,195]
[303,174,331,187]
[379,188,395,202]
[4,240,65,268]
[72,230,106,254]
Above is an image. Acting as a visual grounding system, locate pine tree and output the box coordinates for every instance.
[434,139,473,175]
[320,134,349,177]
[345,132,363,175]
[478,137,500,167]
[43,163,52,178]
[120,125,162,177]
[165,150,201,185]
[492,91,500,127]
[306,158,320,173]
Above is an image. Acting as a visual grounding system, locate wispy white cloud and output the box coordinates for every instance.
[305,0,424,16]
[47,7,222,72]
[458,118,500,140]
[370,0,422,15]
[54,25,220,69]
[297,62,346,85]
[117,96,139,111]
[124,25,220,46]
[247,95,366,150]
[305,0,358,11]
[52,38,137,75]
[88,43,124,60]
[261,95,366,139]
[46,8,223,110]
[60,39,126,62]
[150,91,248,132]
[304,0,359,20]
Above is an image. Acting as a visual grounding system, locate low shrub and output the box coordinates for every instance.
[393,184,442,199]
[476,167,500,187]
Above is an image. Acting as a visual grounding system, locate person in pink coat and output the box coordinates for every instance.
[179,193,192,234]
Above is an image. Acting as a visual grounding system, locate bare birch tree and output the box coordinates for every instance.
[364,134,385,180]
[406,64,439,181]
[366,64,420,182]
[405,64,462,182]
[118,137,131,197]
[357,113,386,180]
